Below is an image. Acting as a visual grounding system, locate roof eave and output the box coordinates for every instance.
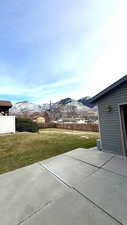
[88,75,127,104]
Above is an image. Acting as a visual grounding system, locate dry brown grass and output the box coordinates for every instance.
[0,129,99,174]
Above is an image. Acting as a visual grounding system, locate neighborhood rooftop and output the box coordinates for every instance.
[89,75,127,103]
[0,101,12,107]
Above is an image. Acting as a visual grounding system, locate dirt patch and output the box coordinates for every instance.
[42,130,90,136]
[80,136,89,139]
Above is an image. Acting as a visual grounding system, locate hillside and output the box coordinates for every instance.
[10,97,97,121]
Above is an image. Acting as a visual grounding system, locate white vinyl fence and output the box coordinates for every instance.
[0,116,15,134]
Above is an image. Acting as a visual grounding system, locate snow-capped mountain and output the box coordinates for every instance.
[9,97,97,119]
[56,97,95,108]
[78,96,95,108]
[56,98,73,105]
[41,103,50,111]
[10,101,42,116]
[60,100,91,112]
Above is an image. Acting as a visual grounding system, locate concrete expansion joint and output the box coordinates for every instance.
[100,155,115,168]
[64,154,101,168]
[39,162,124,225]
[39,162,72,190]
[17,200,52,225]
[65,154,127,180]
[71,187,123,225]
[102,166,127,179]
[65,154,115,170]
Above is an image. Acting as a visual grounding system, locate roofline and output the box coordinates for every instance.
[88,75,127,104]
[0,101,12,107]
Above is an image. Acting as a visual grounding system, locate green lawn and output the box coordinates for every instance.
[0,128,99,174]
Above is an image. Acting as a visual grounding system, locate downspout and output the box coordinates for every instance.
[97,104,103,150]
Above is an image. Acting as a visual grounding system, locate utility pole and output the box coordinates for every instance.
[50,100,52,112]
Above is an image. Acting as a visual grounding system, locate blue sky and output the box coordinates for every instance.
[0,0,127,103]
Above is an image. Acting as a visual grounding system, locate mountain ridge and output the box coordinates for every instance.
[9,97,97,120]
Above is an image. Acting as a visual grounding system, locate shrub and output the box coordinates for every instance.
[16,118,39,133]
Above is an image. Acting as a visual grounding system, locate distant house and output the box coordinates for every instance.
[77,119,88,124]
[57,118,76,123]
[34,116,46,124]
[0,101,15,134]
[0,101,12,115]
[89,75,127,156]
[57,117,90,124]
[30,112,50,124]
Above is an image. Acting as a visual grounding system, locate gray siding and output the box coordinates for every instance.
[97,82,127,155]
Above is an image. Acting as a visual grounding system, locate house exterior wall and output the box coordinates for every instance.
[0,116,15,134]
[97,82,127,155]
[36,117,45,124]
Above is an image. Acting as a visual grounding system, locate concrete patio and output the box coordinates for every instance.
[0,148,127,225]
